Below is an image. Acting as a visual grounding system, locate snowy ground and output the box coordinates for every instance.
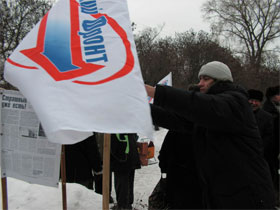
[0,129,168,210]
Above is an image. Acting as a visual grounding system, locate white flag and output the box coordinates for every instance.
[148,72,172,103]
[4,0,153,144]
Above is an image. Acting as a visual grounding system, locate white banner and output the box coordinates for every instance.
[4,0,153,144]
[149,72,172,103]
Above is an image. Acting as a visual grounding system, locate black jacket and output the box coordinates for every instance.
[263,99,280,191]
[153,81,275,209]
[64,134,102,186]
[151,104,196,172]
[162,133,204,208]
[263,99,280,164]
[110,134,141,172]
[254,108,273,146]
[158,130,197,173]
[253,108,274,166]
[151,104,203,208]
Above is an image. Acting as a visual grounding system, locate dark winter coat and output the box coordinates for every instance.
[151,104,195,172]
[110,134,141,172]
[151,104,203,209]
[263,99,280,164]
[160,131,203,208]
[158,131,197,173]
[64,134,102,189]
[153,81,275,209]
[254,108,273,146]
[253,108,274,168]
[263,99,280,193]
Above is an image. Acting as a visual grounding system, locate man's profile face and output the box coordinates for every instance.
[248,99,261,111]
[197,76,215,93]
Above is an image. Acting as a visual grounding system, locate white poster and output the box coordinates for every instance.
[0,90,61,188]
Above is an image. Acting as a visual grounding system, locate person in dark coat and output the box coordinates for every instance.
[146,61,276,209]
[247,89,274,171]
[151,85,203,209]
[110,133,141,210]
[64,134,103,191]
[158,130,203,209]
[263,85,280,205]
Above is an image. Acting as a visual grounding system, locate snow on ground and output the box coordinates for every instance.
[0,128,168,210]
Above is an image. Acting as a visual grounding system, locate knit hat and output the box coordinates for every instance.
[198,61,233,82]
[248,89,263,101]
[265,85,280,99]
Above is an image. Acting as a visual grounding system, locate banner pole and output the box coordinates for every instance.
[102,134,111,210]
[60,145,67,210]
[1,177,8,210]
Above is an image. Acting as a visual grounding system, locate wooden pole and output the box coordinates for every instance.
[1,177,8,210]
[102,134,111,210]
[60,145,67,210]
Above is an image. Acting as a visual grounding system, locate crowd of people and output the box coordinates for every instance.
[64,61,279,210]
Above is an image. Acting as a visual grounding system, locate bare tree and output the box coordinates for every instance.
[0,0,53,80]
[135,27,278,91]
[202,0,280,70]
[134,26,168,84]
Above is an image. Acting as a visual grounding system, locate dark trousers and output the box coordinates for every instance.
[166,166,203,209]
[114,170,135,209]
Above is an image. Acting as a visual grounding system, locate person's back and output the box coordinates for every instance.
[110,133,141,210]
[64,134,102,190]
[151,96,203,209]
[110,133,141,172]
[263,86,280,152]
[254,108,274,166]
[158,130,203,209]
[247,89,274,172]
[263,96,279,165]
[263,85,280,206]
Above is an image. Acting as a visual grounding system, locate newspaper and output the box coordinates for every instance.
[0,89,61,187]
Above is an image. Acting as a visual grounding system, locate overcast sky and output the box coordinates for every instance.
[127,0,210,36]
[52,0,210,36]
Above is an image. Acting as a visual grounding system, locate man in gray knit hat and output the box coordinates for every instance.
[197,61,233,93]
[146,61,276,209]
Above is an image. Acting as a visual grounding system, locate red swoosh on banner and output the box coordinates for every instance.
[6,58,39,70]
[73,13,134,85]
